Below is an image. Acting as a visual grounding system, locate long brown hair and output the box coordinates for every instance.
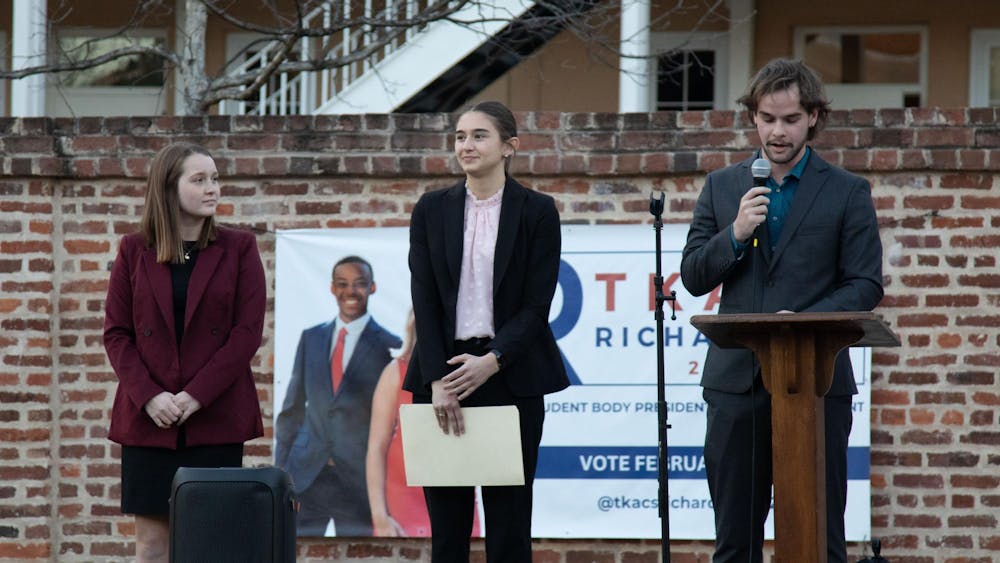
[140,142,217,263]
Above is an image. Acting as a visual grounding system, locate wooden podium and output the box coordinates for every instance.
[689,311,900,562]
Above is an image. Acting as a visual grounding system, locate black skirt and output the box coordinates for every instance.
[120,441,243,516]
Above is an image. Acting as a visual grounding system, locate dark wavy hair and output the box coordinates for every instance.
[737,58,831,140]
[332,255,374,282]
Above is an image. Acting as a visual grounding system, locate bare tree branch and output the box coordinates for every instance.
[0,44,179,80]
[203,0,474,37]
[203,0,306,32]
[202,35,300,108]
[0,0,734,115]
[202,0,304,35]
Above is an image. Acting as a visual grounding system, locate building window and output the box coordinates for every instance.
[657,50,715,111]
[651,32,728,111]
[795,26,926,109]
[970,29,1000,106]
[53,33,166,88]
[47,28,167,117]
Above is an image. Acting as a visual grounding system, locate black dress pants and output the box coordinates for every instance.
[414,338,545,563]
[703,376,853,563]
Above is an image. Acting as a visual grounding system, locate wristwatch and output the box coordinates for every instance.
[489,349,504,369]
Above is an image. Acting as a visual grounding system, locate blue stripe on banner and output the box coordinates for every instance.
[537,446,871,480]
[536,446,703,479]
[847,447,870,479]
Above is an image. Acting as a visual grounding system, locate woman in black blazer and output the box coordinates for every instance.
[404,101,568,562]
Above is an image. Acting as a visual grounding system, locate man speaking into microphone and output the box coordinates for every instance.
[680,59,884,563]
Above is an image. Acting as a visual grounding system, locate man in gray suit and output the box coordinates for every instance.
[681,59,884,563]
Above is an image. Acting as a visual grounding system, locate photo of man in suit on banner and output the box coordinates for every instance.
[274,255,402,537]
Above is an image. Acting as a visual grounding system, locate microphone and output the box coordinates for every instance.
[751,158,770,187]
[749,158,770,248]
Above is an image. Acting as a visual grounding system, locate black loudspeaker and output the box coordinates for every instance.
[169,466,297,563]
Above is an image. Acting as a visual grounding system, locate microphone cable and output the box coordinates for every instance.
[746,157,769,563]
[747,231,760,563]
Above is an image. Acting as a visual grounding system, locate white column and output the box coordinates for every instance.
[618,0,652,113]
[10,0,47,117]
[174,0,187,115]
[727,0,754,110]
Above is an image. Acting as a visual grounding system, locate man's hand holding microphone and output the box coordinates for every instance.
[734,158,772,244]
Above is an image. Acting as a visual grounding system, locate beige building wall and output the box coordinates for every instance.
[750,0,1000,108]
[1,0,998,113]
[477,0,1000,111]
[475,29,621,112]
[475,1,731,112]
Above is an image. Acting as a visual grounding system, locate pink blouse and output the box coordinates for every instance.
[454,186,503,340]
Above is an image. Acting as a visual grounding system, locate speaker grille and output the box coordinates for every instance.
[171,481,276,563]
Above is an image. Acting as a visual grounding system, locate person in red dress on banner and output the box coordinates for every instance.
[366,311,482,537]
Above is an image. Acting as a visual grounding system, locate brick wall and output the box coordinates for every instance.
[0,108,997,562]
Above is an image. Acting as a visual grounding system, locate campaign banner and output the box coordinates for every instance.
[274,224,872,540]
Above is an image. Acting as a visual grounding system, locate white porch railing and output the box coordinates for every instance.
[217,0,532,116]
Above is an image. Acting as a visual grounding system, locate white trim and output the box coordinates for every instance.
[223,32,263,116]
[649,32,730,111]
[225,32,266,70]
[970,29,1000,106]
[726,0,754,111]
[173,3,186,115]
[793,25,927,108]
[619,0,652,112]
[0,31,7,116]
[11,0,46,117]
[46,86,166,118]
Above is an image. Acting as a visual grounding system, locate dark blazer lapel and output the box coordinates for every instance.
[444,183,465,286]
[342,321,375,381]
[313,321,335,392]
[184,243,224,333]
[140,248,176,339]
[318,322,334,363]
[493,178,526,295]
[770,153,829,269]
[338,320,387,399]
[758,227,774,265]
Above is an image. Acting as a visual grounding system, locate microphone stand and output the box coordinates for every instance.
[649,192,677,563]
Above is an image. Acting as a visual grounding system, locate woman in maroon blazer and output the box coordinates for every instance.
[104,142,265,562]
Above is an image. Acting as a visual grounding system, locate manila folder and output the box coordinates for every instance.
[399,404,524,487]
